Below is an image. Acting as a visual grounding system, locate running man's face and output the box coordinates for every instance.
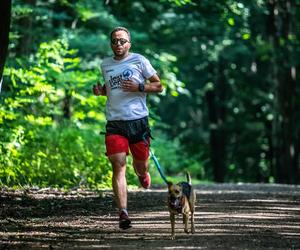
[111,30,131,60]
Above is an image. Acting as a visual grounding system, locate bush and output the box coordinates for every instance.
[0,123,112,189]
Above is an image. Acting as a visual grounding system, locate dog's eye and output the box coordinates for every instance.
[175,190,180,194]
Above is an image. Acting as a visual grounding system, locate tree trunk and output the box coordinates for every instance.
[265,120,275,180]
[15,0,36,55]
[206,61,227,183]
[63,89,72,119]
[267,0,297,183]
[0,0,12,81]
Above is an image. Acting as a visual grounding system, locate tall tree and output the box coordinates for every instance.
[267,0,298,183]
[0,0,12,82]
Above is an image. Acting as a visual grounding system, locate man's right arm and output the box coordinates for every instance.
[93,64,107,96]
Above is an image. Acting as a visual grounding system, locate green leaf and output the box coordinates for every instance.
[228,18,235,26]
[242,33,251,40]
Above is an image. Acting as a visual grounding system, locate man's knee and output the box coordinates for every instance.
[133,158,149,175]
[109,153,127,170]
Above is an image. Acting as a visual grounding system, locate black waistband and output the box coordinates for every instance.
[107,116,148,124]
[106,116,150,144]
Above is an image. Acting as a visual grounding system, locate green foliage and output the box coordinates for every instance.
[0,123,112,189]
[1,38,109,188]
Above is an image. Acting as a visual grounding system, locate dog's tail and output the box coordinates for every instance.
[186,171,192,185]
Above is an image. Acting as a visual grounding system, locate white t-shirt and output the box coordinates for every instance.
[101,53,156,121]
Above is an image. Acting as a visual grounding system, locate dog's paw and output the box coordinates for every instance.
[170,234,175,240]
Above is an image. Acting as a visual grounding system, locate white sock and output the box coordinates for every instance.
[120,208,128,215]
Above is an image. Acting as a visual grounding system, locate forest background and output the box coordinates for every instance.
[1,0,299,189]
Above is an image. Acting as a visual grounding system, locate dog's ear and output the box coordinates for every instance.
[167,181,173,188]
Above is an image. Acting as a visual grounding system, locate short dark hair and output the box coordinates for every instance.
[110,27,131,42]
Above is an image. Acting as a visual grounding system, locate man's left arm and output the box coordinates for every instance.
[144,74,163,93]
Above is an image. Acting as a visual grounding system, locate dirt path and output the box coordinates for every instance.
[0,184,299,249]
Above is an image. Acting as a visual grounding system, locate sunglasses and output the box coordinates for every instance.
[111,38,129,46]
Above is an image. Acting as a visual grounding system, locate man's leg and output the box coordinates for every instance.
[109,152,127,211]
[133,158,151,189]
[109,152,131,229]
[105,134,131,229]
[130,140,151,189]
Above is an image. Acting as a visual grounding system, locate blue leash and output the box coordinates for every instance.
[142,133,169,184]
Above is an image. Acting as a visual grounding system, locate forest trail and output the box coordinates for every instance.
[1,184,299,249]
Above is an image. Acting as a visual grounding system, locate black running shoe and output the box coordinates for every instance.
[119,211,132,229]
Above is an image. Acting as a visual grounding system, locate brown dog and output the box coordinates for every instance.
[167,172,196,239]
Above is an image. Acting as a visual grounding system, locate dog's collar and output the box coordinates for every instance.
[169,196,185,213]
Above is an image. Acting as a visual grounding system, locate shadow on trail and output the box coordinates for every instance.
[0,184,299,249]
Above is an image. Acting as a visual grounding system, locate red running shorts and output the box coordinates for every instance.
[105,134,150,161]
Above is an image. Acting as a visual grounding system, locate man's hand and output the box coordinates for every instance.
[121,80,139,92]
[93,82,106,96]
